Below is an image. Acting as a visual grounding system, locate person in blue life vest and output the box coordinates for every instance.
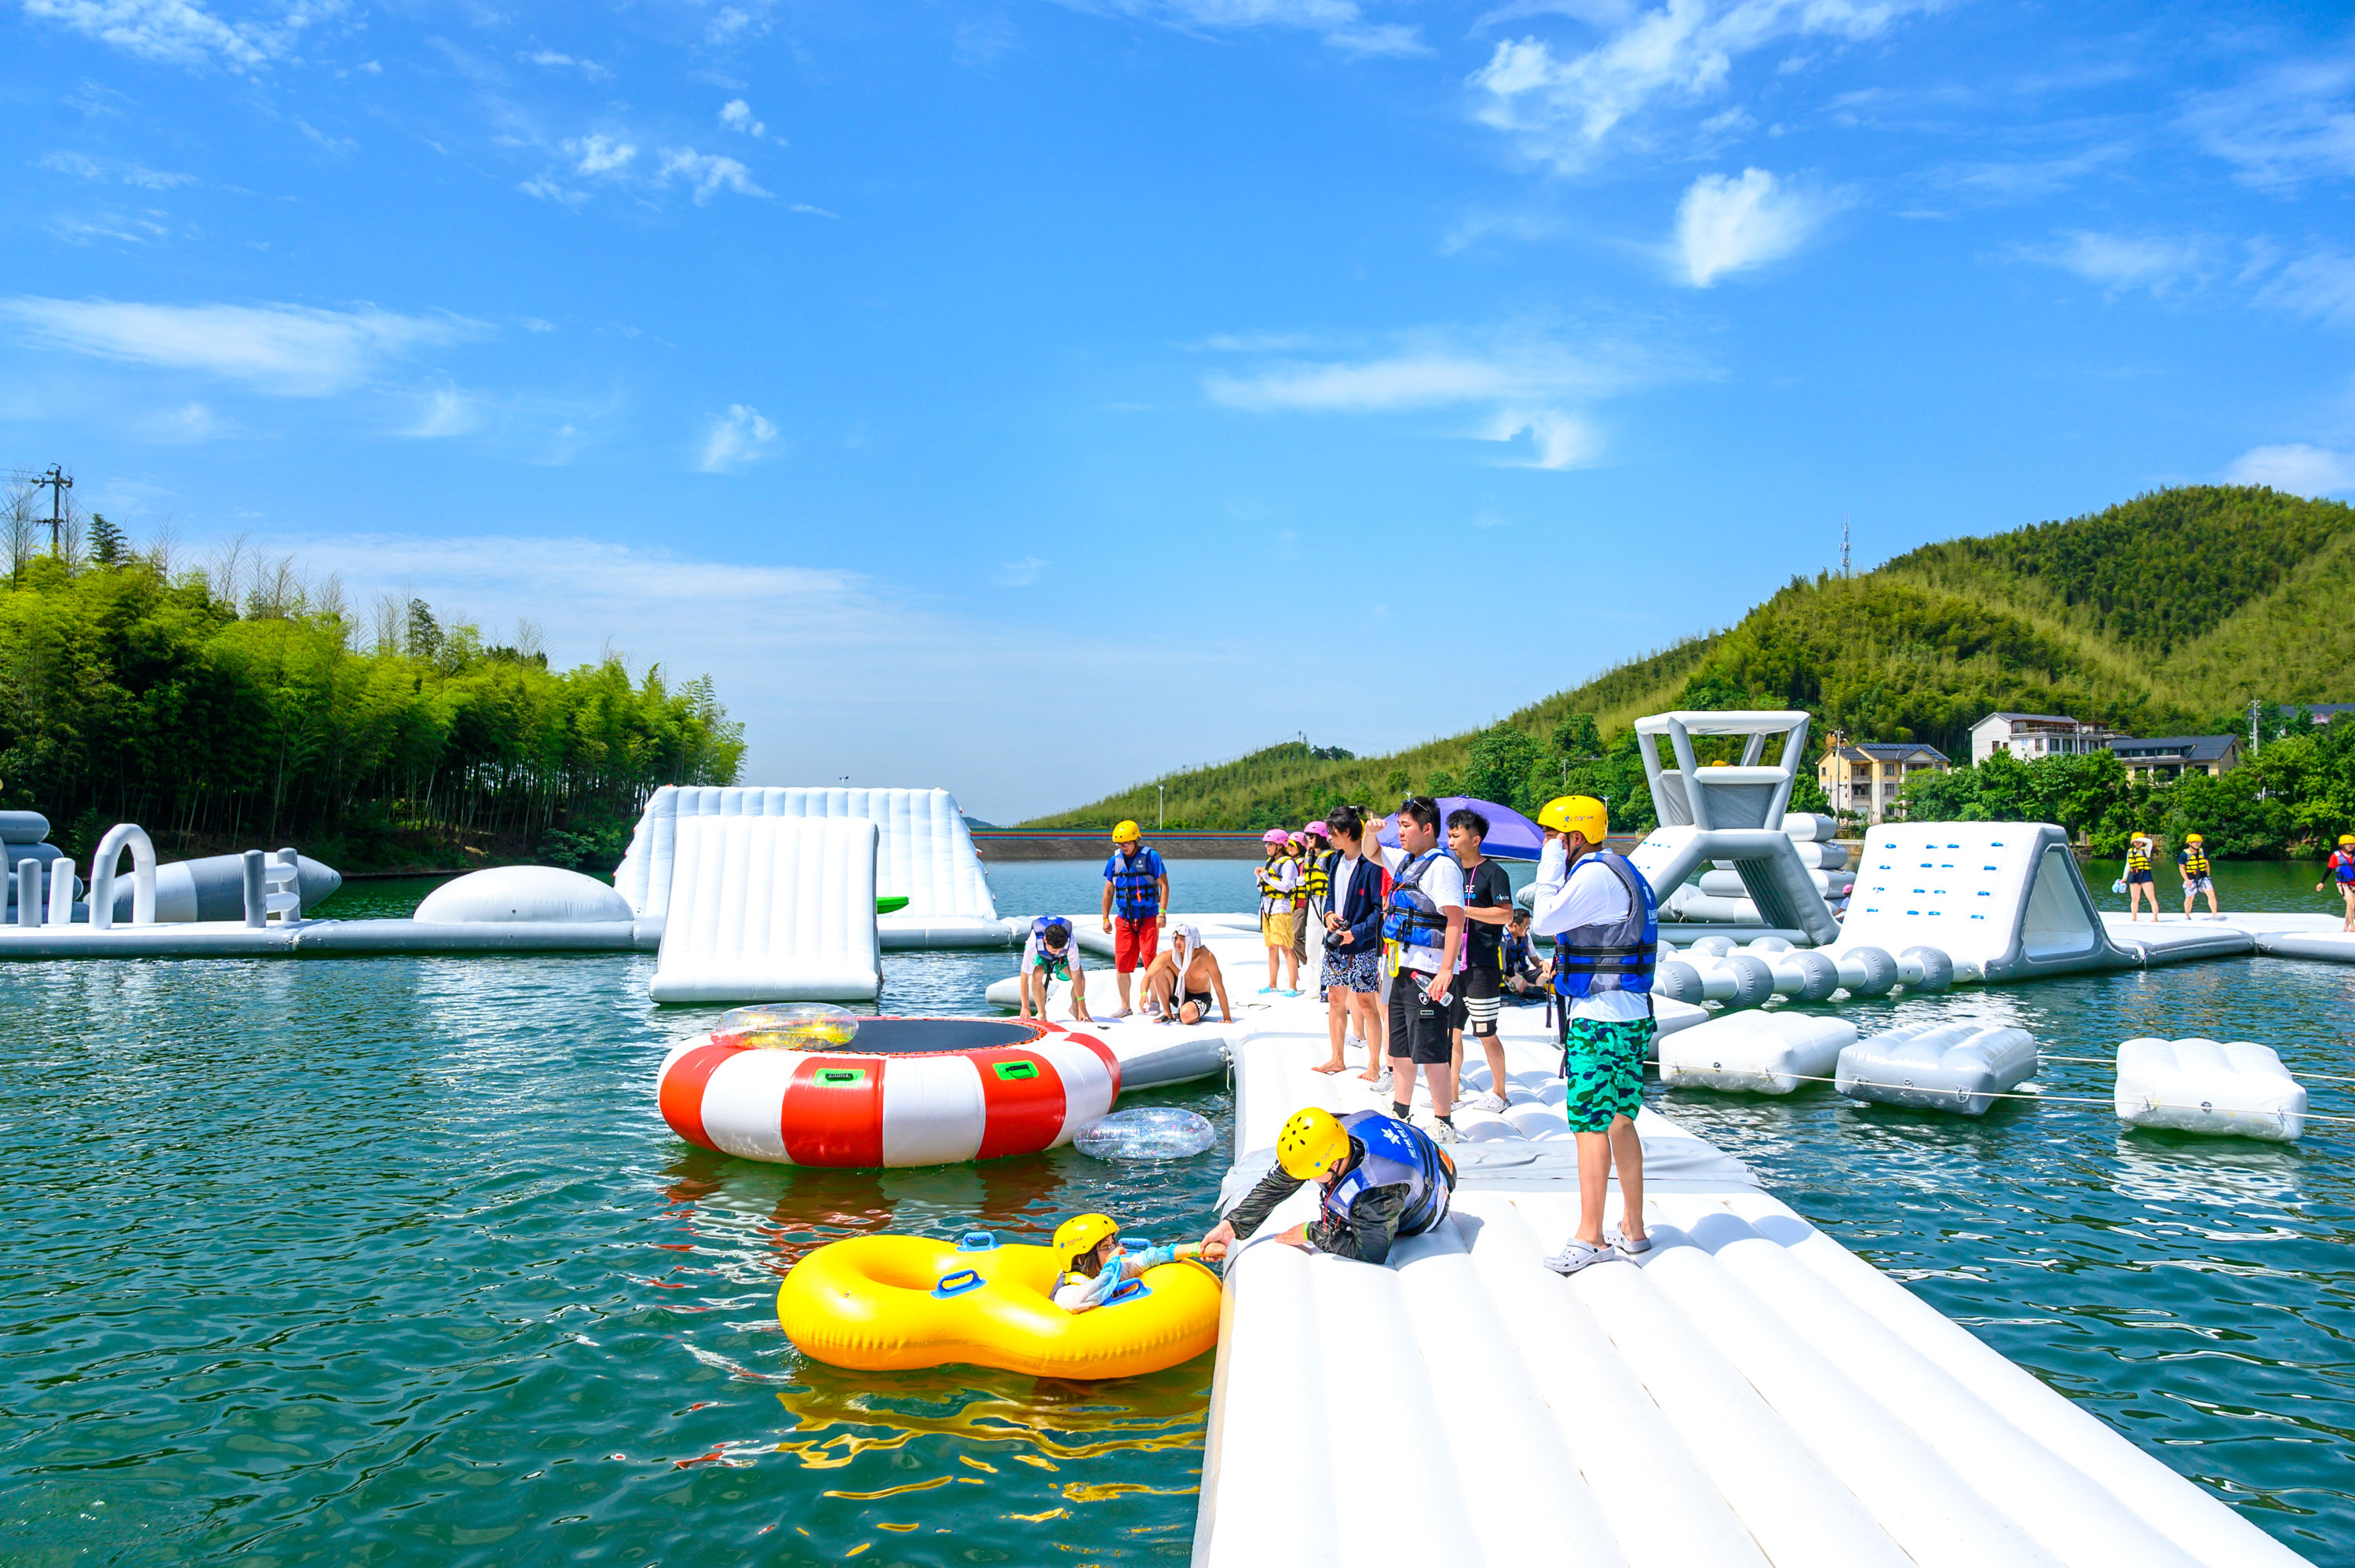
[1499,908,1550,1001]
[2177,833,2220,919]
[1101,820,1171,1016]
[2317,834,2355,932]
[1196,1106,1455,1266]
[1362,797,1470,1140]
[1527,794,1658,1274]
[1018,915,1091,1023]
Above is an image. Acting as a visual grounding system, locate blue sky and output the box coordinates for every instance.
[4,0,2353,820]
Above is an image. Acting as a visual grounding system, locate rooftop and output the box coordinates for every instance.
[2107,735,2241,762]
[1828,742,1951,763]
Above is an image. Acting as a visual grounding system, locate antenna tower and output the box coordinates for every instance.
[1841,513,1851,578]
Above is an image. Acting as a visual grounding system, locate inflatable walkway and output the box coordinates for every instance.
[646,815,882,1002]
[616,786,1006,949]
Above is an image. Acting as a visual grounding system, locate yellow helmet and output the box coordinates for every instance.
[2340,835,2354,846]
[1276,1107,1351,1180]
[1535,795,1608,841]
[1112,820,1141,844]
[2186,833,2203,844]
[1053,1213,1118,1265]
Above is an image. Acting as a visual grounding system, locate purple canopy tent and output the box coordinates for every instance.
[1371,797,1546,860]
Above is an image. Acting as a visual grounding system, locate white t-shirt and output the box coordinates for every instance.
[1528,841,1650,1023]
[1375,842,1465,975]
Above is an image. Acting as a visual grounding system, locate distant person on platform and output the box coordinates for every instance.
[1302,822,1336,998]
[1447,807,1517,1114]
[1527,794,1657,1274]
[2178,833,2220,920]
[1364,797,1468,1141]
[1138,922,1233,1026]
[1101,820,1170,1016]
[1019,915,1091,1023]
[1313,807,1386,1075]
[2123,833,2160,921]
[1499,909,1550,1001]
[2319,835,2355,931]
[1255,830,1302,995]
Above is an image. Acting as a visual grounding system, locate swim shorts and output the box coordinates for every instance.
[1177,988,1215,1020]
[1113,917,1159,973]
[1388,975,1454,1064]
[1261,911,1296,950]
[1561,1016,1653,1133]
[2182,875,2214,895]
[2127,870,2154,885]
[1322,944,1380,994]
[1032,954,1072,981]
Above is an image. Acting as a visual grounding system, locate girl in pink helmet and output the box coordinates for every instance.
[1256,828,1302,995]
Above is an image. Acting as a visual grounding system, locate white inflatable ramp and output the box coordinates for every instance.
[616,785,1006,948]
[1192,946,2307,1568]
[647,815,881,1003]
[1829,822,2138,983]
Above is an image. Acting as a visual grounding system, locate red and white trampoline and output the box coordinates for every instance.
[656,1016,1121,1168]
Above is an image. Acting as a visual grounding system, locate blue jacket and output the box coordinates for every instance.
[1324,854,1385,954]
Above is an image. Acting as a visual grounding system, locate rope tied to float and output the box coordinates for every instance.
[1683,1070,2355,1125]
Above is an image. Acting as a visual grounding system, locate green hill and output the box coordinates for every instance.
[1021,486,2355,836]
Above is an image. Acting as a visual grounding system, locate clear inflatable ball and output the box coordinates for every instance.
[1075,1107,1217,1162]
[721,1003,860,1049]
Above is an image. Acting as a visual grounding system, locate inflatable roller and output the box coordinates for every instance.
[778,1233,1221,1379]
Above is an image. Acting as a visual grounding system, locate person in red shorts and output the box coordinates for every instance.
[1101,820,1170,1016]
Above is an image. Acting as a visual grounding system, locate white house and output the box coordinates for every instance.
[1969,712,2128,766]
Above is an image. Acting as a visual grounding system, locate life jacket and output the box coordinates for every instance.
[2127,846,2151,873]
[1256,859,1294,911]
[1107,845,1162,918]
[1552,851,1659,1001]
[1501,930,1535,976]
[1303,848,1335,905]
[1320,1110,1454,1239]
[2335,850,2355,884]
[1031,916,1073,966]
[2181,844,2211,877]
[1382,850,1458,971]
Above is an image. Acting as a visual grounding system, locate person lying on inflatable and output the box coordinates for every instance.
[1196,1107,1454,1267]
[1049,1213,1204,1312]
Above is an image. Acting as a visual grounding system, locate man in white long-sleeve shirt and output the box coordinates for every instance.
[1525,794,1659,1274]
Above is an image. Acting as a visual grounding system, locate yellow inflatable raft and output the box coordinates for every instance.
[777,1232,1221,1380]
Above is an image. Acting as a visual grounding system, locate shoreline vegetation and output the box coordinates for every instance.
[1022,486,2355,858]
[0,525,743,873]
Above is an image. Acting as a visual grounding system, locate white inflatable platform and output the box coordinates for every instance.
[1837,1021,2039,1116]
[2115,1037,2308,1142]
[647,815,882,1002]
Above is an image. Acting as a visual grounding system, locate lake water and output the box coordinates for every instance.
[2,858,2346,1563]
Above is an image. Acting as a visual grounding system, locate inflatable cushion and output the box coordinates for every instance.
[2115,1037,2306,1142]
[414,865,633,924]
[1659,1011,1857,1094]
[1837,1021,2037,1115]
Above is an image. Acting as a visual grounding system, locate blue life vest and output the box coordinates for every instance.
[1501,929,1536,978]
[2335,851,2355,885]
[1104,845,1165,919]
[1320,1110,1452,1238]
[1031,916,1073,966]
[1382,851,1454,968]
[1552,851,1658,1000]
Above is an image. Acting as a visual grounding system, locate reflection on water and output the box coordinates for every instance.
[2,857,2348,1561]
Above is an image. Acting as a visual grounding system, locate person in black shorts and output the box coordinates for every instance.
[1447,808,1516,1114]
[1365,797,1468,1141]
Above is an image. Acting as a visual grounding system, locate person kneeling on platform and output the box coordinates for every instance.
[1019,916,1092,1023]
[1050,1213,1203,1312]
[1139,924,1232,1025]
[1196,1107,1454,1267]
[1499,909,1550,1001]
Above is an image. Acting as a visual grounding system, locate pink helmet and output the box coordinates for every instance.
[1261,829,1289,846]
[1305,820,1330,837]
[1287,831,1306,845]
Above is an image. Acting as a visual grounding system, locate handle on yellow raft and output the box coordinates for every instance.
[931,1268,986,1300]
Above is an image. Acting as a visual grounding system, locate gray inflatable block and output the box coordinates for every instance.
[1106,1034,1230,1090]
[291,920,645,954]
[111,852,342,922]
[0,811,50,844]
[1836,1021,2037,1115]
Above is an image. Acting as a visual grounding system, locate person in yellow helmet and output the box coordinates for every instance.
[2319,835,2355,931]
[2177,833,2219,919]
[1527,794,1659,1274]
[2121,833,2157,922]
[1049,1212,1203,1312]
[1196,1105,1454,1266]
[1101,820,1170,1017]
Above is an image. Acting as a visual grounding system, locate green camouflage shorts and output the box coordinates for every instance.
[1561,1016,1653,1133]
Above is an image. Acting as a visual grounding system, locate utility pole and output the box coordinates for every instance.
[35,465,71,555]
[1841,513,1851,579]
[2250,698,2262,758]
[1157,783,1164,832]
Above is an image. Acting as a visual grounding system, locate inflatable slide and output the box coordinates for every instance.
[647,815,882,1003]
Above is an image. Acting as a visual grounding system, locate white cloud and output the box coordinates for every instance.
[2226,444,2355,497]
[1672,166,1838,286]
[698,403,778,471]
[564,134,637,176]
[46,209,171,245]
[138,400,232,442]
[404,385,483,438]
[720,99,768,138]
[2027,230,2210,297]
[517,175,586,206]
[1482,408,1601,469]
[523,48,611,81]
[38,149,197,188]
[2254,250,2355,330]
[0,297,473,396]
[999,556,1048,586]
[1068,0,1422,57]
[2182,58,2355,190]
[23,0,344,72]
[1470,0,1930,171]
[657,148,766,203]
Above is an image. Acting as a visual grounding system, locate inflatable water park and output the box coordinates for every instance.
[2,712,2337,1563]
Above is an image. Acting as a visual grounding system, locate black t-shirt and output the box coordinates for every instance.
[1458,858,1512,972]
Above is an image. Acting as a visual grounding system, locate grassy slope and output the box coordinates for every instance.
[1020,487,2355,829]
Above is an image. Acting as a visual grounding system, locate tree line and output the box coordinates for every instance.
[0,531,743,873]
